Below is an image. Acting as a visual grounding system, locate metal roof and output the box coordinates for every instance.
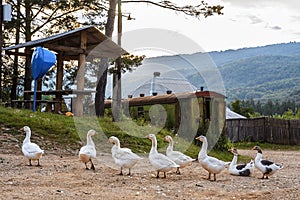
[104,90,225,108]
[130,77,197,97]
[4,26,127,60]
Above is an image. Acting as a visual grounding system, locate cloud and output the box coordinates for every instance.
[248,15,264,24]
[264,24,282,30]
[269,26,282,30]
[222,0,270,8]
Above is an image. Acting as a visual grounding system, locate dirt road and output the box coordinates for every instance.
[1,133,299,200]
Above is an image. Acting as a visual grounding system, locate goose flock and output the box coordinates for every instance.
[19,126,284,181]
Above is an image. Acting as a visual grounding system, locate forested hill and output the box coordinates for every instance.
[143,42,300,104]
[209,42,300,66]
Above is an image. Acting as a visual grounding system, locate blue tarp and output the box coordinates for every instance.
[32,46,56,79]
[31,46,56,112]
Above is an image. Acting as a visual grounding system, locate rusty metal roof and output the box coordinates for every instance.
[4,26,127,60]
[104,90,225,108]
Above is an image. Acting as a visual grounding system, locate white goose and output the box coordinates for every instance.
[164,135,196,174]
[20,126,44,166]
[228,147,254,176]
[146,134,179,178]
[108,136,142,176]
[195,135,230,181]
[79,130,97,170]
[252,146,283,179]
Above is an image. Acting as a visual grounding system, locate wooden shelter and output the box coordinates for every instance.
[4,26,126,116]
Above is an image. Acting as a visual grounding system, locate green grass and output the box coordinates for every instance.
[231,141,300,151]
[1,106,298,163]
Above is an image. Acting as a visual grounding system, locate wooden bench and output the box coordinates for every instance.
[11,100,61,112]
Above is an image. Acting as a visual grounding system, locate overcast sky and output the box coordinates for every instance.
[116,0,300,56]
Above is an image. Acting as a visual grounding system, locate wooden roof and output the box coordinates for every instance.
[104,91,225,108]
[4,26,127,60]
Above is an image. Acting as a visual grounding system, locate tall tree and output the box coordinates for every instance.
[95,0,117,117]
[4,0,105,104]
[95,0,224,117]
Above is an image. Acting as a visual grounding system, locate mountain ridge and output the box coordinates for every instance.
[141,42,300,104]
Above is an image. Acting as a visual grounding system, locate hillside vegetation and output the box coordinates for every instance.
[143,42,300,104]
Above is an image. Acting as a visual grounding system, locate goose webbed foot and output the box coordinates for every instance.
[28,159,32,166]
[176,167,181,175]
[118,167,123,175]
[163,172,167,178]
[37,160,41,167]
[156,171,160,178]
[213,174,217,181]
[127,169,131,176]
[90,164,95,170]
[84,163,89,170]
[207,173,211,180]
[90,159,95,170]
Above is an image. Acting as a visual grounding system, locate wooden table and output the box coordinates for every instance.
[19,90,96,114]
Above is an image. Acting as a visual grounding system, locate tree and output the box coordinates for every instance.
[3,0,105,104]
[95,0,224,117]
[231,99,254,118]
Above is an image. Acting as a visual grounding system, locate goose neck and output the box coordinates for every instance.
[199,138,208,159]
[255,151,262,161]
[23,130,31,144]
[150,138,158,153]
[87,135,95,147]
[230,154,238,167]
[114,140,120,149]
[167,139,174,152]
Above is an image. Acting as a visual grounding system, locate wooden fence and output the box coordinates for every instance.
[226,117,300,145]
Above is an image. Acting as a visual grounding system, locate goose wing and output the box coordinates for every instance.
[150,152,178,170]
[168,151,195,164]
[79,145,96,158]
[261,159,274,166]
[22,142,43,154]
[236,164,247,170]
[206,156,227,166]
[114,147,141,161]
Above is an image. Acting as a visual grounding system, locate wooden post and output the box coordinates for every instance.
[55,52,64,113]
[75,31,86,116]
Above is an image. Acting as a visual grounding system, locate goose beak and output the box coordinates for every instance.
[145,135,152,140]
[19,127,24,131]
[195,136,200,140]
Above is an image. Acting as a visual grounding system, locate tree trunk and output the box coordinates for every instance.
[24,1,32,107]
[11,1,21,102]
[95,0,117,117]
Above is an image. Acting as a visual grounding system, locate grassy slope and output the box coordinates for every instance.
[3,106,298,163]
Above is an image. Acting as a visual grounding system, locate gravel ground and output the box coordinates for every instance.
[1,131,299,200]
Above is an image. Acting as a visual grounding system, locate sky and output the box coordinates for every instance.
[116,0,300,56]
